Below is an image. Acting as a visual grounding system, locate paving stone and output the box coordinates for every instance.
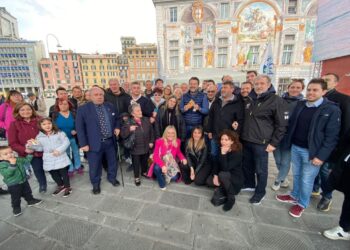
[305,232,350,250]
[43,217,99,248]
[253,205,305,230]
[195,235,250,250]
[129,222,195,248]
[7,207,60,233]
[53,189,104,209]
[118,185,162,203]
[251,224,315,250]
[0,221,18,243]
[301,213,339,233]
[0,201,12,220]
[152,242,190,250]
[159,191,200,210]
[95,196,144,219]
[103,216,132,232]
[35,198,60,211]
[137,204,192,233]
[191,214,252,247]
[53,203,105,224]
[0,231,56,250]
[197,197,254,223]
[166,183,213,198]
[85,227,153,250]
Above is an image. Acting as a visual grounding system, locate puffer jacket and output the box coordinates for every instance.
[0,155,33,186]
[180,91,209,126]
[30,131,71,171]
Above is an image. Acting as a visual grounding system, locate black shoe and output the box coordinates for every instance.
[62,188,72,198]
[13,207,22,217]
[111,180,120,187]
[223,196,236,211]
[92,186,101,195]
[249,194,265,205]
[211,187,227,207]
[126,164,133,172]
[0,188,9,195]
[27,198,43,207]
[39,186,47,193]
[135,178,141,186]
[317,197,332,212]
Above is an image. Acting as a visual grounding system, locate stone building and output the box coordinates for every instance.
[153,0,317,94]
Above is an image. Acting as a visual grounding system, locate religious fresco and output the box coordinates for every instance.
[238,2,276,42]
[303,19,316,63]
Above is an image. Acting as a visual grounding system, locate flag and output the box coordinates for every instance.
[259,41,274,84]
[244,49,252,65]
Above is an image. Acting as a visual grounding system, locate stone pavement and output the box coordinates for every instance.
[0,158,349,250]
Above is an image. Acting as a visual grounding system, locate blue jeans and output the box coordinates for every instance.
[290,145,321,208]
[273,146,291,183]
[67,138,81,172]
[242,141,269,198]
[313,162,333,199]
[210,139,220,159]
[153,164,179,188]
[31,157,47,188]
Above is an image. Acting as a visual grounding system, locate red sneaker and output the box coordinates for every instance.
[276,194,297,204]
[68,171,74,178]
[77,167,84,175]
[289,204,304,218]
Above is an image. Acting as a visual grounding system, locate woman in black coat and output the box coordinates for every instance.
[121,103,154,186]
[207,129,243,212]
[182,126,211,186]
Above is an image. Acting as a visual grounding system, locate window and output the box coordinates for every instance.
[44,72,48,78]
[62,54,68,61]
[218,38,228,45]
[169,40,179,48]
[282,45,294,65]
[170,7,177,23]
[169,49,179,70]
[75,75,80,81]
[194,39,203,47]
[278,78,291,95]
[220,3,230,19]
[72,54,78,61]
[288,0,297,14]
[218,47,227,68]
[193,49,203,68]
[249,45,260,65]
[51,55,58,60]
[285,34,296,41]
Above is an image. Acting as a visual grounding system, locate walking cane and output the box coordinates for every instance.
[116,136,124,187]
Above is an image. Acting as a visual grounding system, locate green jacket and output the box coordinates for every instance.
[0,155,33,186]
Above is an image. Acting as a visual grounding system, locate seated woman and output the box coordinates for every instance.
[121,103,154,186]
[147,125,187,190]
[181,126,211,186]
[207,130,243,211]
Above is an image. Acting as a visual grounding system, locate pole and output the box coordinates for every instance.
[116,138,124,187]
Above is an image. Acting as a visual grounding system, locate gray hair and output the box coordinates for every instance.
[254,74,271,84]
[128,103,141,115]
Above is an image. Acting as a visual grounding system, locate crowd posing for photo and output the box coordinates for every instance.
[0,72,349,241]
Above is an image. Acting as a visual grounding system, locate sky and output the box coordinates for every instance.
[1,0,157,55]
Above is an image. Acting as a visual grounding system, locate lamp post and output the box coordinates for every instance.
[46,34,62,93]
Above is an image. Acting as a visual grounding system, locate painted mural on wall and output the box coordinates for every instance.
[238,2,276,42]
[303,19,316,63]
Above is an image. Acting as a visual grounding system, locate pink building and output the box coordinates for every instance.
[40,50,83,93]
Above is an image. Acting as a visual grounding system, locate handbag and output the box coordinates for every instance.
[123,132,135,150]
[162,151,180,184]
[0,104,8,139]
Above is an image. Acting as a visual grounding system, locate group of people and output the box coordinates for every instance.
[0,71,349,241]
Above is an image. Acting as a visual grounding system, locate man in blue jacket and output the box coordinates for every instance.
[180,77,209,137]
[76,86,120,194]
[276,78,341,218]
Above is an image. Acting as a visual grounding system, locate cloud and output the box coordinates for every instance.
[1,0,157,54]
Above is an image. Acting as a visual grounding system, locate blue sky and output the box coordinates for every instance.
[1,0,157,54]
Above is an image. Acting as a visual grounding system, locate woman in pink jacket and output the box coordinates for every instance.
[147,125,187,190]
[0,90,23,138]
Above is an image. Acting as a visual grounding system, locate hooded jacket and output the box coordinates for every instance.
[105,87,132,115]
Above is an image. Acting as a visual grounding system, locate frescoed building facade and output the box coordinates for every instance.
[153,0,317,94]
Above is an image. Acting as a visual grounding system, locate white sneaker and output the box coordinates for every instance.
[271,181,280,191]
[160,187,166,191]
[323,226,350,241]
[241,187,255,192]
[281,179,289,188]
[125,157,132,164]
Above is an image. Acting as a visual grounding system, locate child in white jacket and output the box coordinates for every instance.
[27,118,72,197]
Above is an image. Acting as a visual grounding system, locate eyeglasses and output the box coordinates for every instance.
[207,91,215,93]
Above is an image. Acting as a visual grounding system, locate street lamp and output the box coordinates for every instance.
[46,33,62,93]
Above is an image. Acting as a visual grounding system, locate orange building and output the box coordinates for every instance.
[40,50,83,93]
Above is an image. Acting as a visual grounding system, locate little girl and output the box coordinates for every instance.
[27,117,72,197]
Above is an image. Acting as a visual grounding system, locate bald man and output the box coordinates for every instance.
[76,86,121,194]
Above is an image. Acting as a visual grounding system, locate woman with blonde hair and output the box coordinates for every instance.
[163,85,173,101]
[147,125,187,190]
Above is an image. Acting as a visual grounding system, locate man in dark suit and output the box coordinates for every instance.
[76,86,120,194]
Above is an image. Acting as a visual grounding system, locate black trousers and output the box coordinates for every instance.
[132,153,149,178]
[7,181,34,209]
[207,171,242,195]
[49,166,70,188]
[339,166,350,232]
[181,163,212,186]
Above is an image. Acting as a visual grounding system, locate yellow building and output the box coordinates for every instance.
[126,43,158,83]
[80,53,129,89]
